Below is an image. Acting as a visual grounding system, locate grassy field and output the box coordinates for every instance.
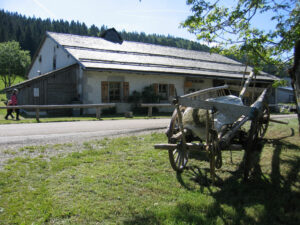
[0,119,299,224]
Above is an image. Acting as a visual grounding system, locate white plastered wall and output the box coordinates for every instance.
[28,37,76,79]
[82,70,186,114]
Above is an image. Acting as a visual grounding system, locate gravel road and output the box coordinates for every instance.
[0,119,170,149]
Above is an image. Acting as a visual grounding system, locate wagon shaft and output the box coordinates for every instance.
[154,143,244,151]
[154,143,204,151]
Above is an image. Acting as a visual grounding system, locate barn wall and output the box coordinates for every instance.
[277,88,294,103]
[28,37,76,79]
[10,65,79,115]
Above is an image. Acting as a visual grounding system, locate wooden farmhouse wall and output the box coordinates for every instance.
[10,64,79,115]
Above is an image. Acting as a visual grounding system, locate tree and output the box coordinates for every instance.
[289,40,300,134]
[182,0,300,131]
[89,24,100,37]
[0,41,31,88]
[182,0,300,75]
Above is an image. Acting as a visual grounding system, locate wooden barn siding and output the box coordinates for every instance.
[17,65,78,115]
[46,65,78,115]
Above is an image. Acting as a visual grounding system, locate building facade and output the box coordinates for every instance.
[5,29,277,115]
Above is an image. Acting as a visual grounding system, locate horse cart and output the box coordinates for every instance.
[155,72,282,182]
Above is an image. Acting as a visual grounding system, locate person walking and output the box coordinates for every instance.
[4,99,14,119]
[5,89,20,120]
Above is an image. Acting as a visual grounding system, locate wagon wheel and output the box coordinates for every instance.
[167,107,189,172]
[166,107,184,143]
[168,142,188,172]
[208,129,222,170]
[243,103,269,180]
[257,103,270,138]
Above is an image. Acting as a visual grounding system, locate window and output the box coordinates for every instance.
[102,81,129,103]
[33,88,39,97]
[158,84,168,99]
[153,83,175,100]
[39,55,42,63]
[109,82,121,102]
[53,55,56,70]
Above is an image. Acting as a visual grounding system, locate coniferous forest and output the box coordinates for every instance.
[0,9,210,58]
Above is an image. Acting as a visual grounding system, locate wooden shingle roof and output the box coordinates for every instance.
[47,31,277,82]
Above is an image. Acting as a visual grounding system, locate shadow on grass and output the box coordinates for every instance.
[124,130,300,225]
[123,213,161,225]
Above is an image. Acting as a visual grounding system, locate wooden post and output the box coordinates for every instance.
[205,110,210,146]
[96,107,101,120]
[148,106,153,117]
[209,112,216,184]
[35,108,40,123]
[239,71,254,99]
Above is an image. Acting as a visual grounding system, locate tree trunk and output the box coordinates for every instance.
[289,40,300,135]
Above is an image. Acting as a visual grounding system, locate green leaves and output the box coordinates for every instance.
[0,41,31,88]
[183,0,300,76]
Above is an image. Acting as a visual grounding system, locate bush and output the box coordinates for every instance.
[141,86,160,103]
[128,86,161,115]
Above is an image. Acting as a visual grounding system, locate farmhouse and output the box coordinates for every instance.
[5,29,277,115]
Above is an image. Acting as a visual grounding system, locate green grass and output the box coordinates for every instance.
[0,119,299,224]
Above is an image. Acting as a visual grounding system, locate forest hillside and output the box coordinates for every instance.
[0,10,210,58]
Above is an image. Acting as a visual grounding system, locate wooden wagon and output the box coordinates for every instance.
[155,72,283,182]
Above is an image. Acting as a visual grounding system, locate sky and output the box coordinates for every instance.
[0,0,198,41]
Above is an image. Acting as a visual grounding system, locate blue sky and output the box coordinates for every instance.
[0,0,197,41]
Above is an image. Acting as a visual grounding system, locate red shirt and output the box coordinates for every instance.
[11,94,17,105]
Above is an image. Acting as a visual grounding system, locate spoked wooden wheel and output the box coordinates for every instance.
[206,127,222,183]
[257,103,270,138]
[212,133,222,169]
[167,107,188,172]
[168,143,188,172]
[244,103,268,180]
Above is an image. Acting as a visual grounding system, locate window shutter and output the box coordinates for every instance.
[169,84,175,97]
[101,81,109,103]
[153,83,158,95]
[123,82,129,102]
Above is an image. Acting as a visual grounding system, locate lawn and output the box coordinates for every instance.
[0,119,299,224]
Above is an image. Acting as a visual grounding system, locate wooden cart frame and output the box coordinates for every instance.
[155,72,282,182]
